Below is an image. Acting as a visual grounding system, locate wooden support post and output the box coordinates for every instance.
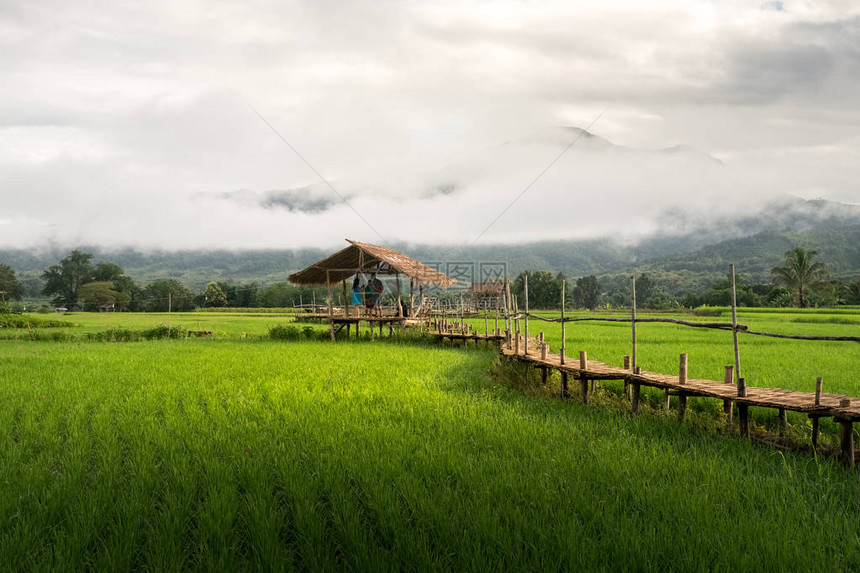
[343,279,349,317]
[523,274,529,356]
[514,330,520,355]
[839,399,854,468]
[677,353,688,422]
[504,279,512,334]
[396,273,404,334]
[541,342,548,360]
[631,276,637,371]
[812,377,823,449]
[730,264,742,384]
[540,367,547,385]
[723,365,734,423]
[631,366,641,414]
[778,408,787,434]
[327,271,335,341]
[623,354,630,397]
[561,371,569,399]
[409,277,415,318]
[579,351,589,404]
[737,377,749,437]
[560,279,566,366]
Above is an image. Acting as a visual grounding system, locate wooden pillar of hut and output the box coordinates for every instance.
[396,273,404,335]
[409,278,415,318]
[396,273,403,316]
[342,279,349,317]
[326,270,335,341]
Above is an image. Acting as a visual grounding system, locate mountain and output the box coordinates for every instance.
[3,198,859,298]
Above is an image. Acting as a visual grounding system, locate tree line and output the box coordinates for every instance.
[2,247,859,313]
[510,247,860,310]
[0,250,330,312]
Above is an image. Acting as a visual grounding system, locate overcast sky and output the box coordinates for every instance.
[1,0,859,250]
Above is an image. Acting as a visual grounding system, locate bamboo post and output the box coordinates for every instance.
[723,366,734,422]
[631,276,637,370]
[623,354,630,397]
[326,271,335,341]
[505,279,513,334]
[459,293,464,328]
[778,409,787,434]
[730,264,742,383]
[484,306,489,337]
[738,377,749,437]
[579,351,589,404]
[812,377,823,449]
[678,353,688,422]
[631,366,641,414]
[839,398,854,468]
[396,273,403,316]
[540,367,547,385]
[541,341,548,360]
[342,279,349,317]
[560,279,566,365]
[561,372,569,399]
[523,274,529,356]
[409,278,415,318]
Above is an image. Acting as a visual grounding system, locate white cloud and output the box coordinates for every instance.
[0,1,858,250]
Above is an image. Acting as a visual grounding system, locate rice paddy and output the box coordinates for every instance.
[1,308,859,569]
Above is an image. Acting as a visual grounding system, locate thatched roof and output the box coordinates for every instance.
[467,282,504,295]
[288,239,457,287]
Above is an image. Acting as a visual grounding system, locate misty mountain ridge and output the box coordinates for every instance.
[3,197,859,292]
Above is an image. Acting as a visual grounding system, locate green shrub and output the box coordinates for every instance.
[268,325,302,340]
[142,325,186,340]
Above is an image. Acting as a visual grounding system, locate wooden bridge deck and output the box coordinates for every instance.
[429,326,858,465]
[497,334,860,419]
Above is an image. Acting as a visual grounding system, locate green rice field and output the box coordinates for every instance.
[1,309,859,569]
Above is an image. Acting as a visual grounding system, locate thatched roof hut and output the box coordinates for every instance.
[288,239,456,288]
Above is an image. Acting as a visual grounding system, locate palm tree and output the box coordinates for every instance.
[847,278,860,305]
[770,247,829,308]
